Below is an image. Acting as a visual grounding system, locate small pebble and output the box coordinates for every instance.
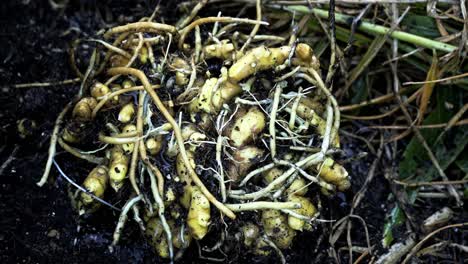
[47,229,59,238]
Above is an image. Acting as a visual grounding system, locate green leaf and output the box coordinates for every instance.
[313,39,329,58]
[335,25,370,47]
[399,87,461,180]
[401,15,440,39]
[307,20,372,48]
[455,148,468,173]
[455,82,468,91]
[350,75,369,105]
[382,205,406,248]
[382,222,394,248]
[346,35,387,89]
[426,127,468,178]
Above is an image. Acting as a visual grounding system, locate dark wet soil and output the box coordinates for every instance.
[0,1,388,263]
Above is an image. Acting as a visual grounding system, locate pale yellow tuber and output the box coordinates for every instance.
[287,196,317,231]
[121,124,137,153]
[241,222,260,247]
[187,186,211,240]
[109,146,129,192]
[228,46,291,82]
[146,135,163,155]
[79,165,109,213]
[203,40,235,60]
[316,157,350,191]
[90,82,111,99]
[72,97,97,121]
[228,146,264,181]
[118,103,135,123]
[227,107,266,147]
[262,210,296,249]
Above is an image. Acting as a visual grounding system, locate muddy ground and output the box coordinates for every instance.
[1,1,389,263]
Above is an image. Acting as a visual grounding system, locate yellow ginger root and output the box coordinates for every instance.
[121,124,137,153]
[189,77,242,114]
[172,223,192,249]
[118,103,135,123]
[187,186,211,240]
[176,151,195,208]
[122,79,135,89]
[171,57,191,86]
[228,146,264,181]
[262,209,296,249]
[203,40,235,60]
[286,178,308,197]
[227,107,266,147]
[79,165,109,213]
[145,217,169,258]
[292,43,320,70]
[295,97,324,119]
[211,80,242,112]
[109,84,122,105]
[139,46,148,64]
[241,222,260,247]
[62,123,84,143]
[146,135,163,155]
[263,167,283,184]
[90,82,111,99]
[189,78,218,113]
[254,237,272,256]
[228,46,291,82]
[295,98,339,147]
[317,157,350,191]
[72,97,97,121]
[17,118,37,139]
[109,146,129,192]
[287,196,317,231]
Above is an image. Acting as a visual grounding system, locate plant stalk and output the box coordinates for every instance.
[286,5,457,53]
